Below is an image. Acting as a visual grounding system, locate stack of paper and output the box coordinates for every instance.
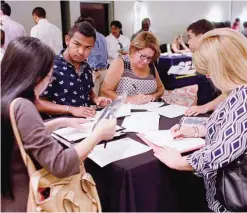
[182,52,193,57]
[52,122,123,142]
[122,112,160,132]
[168,65,196,75]
[116,104,131,118]
[90,104,131,121]
[53,122,95,141]
[181,117,209,126]
[160,53,168,57]
[88,138,151,167]
[170,53,182,57]
[131,102,164,111]
[152,104,187,118]
[138,130,205,153]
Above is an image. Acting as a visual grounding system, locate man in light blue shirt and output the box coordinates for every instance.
[85,17,108,95]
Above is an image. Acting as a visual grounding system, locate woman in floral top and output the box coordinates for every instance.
[153,28,247,212]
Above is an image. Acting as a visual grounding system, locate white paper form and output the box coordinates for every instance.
[121,112,160,133]
[88,138,151,167]
[53,122,123,141]
[140,130,205,152]
[152,104,187,118]
[130,102,164,111]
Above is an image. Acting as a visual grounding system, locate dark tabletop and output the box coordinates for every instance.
[84,111,209,212]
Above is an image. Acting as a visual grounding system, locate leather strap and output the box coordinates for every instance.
[9,98,37,176]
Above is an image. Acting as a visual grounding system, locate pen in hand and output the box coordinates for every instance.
[132,84,137,90]
[178,117,184,130]
[173,117,184,140]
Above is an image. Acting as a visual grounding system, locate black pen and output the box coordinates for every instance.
[173,117,184,141]
[104,141,107,148]
[178,117,184,130]
[132,84,137,90]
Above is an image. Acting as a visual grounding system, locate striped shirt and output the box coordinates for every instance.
[187,86,247,212]
[1,15,26,48]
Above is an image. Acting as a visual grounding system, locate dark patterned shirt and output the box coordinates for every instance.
[42,50,94,107]
[187,86,247,212]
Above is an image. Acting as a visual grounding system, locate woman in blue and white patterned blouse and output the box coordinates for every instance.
[154,28,247,212]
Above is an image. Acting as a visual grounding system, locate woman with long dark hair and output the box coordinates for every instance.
[1,37,116,211]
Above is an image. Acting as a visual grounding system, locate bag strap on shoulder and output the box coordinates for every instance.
[9,98,37,176]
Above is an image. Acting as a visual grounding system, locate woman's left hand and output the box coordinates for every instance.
[153,146,182,170]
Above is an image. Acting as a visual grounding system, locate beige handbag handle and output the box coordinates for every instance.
[9,98,37,176]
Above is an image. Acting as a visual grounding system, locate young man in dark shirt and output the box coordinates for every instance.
[36,21,111,118]
[185,19,226,116]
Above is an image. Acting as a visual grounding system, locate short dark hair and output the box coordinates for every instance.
[213,21,231,28]
[243,21,247,28]
[224,21,231,28]
[1,2,11,16]
[111,20,122,29]
[75,16,95,29]
[1,29,5,45]
[187,19,215,36]
[142,18,151,25]
[110,20,123,34]
[235,18,240,22]
[32,7,46,18]
[68,20,96,41]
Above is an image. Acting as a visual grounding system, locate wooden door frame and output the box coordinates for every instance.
[80,1,114,26]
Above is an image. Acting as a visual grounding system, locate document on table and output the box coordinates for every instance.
[88,137,152,167]
[116,104,131,118]
[181,116,209,126]
[122,112,160,132]
[152,104,187,118]
[131,102,164,111]
[138,130,205,153]
[52,122,123,142]
[168,61,196,75]
[90,104,131,120]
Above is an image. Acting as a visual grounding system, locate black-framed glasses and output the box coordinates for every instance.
[138,51,153,62]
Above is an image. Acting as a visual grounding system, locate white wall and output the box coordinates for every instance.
[5,1,247,44]
[7,1,62,35]
[231,0,247,30]
[69,1,80,27]
[114,1,134,39]
[114,1,234,44]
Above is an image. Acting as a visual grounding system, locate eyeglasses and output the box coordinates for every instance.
[48,75,56,84]
[138,51,153,63]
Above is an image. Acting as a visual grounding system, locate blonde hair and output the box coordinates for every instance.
[130,31,160,62]
[193,28,247,93]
